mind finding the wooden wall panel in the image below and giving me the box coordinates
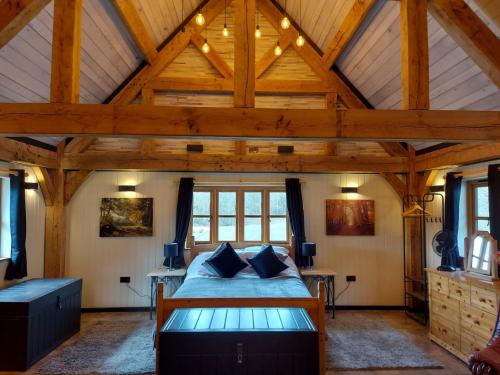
[159,44,221,78]
[260,47,320,81]
[66,171,403,307]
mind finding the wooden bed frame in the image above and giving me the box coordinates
[155,241,326,375]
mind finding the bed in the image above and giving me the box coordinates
[155,241,326,375]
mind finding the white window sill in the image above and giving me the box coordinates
[0,257,10,262]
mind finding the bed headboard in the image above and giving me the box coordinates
[187,237,295,264]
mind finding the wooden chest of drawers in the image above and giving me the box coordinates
[426,270,500,362]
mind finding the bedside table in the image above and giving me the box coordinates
[147,267,186,320]
[300,268,336,318]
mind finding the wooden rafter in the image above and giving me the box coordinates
[416,143,500,171]
[50,0,82,104]
[400,0,429,110]
[234,0,255,107]
[112,0,158,64]
[1,104,499,142]
[0,0,50,48]
[429,0,500,88]
[322,0,377,68]
[62,152,409,173]
[0,137,56,168]
[191,32,234,78]
[145,77,335,94]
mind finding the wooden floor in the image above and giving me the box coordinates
[1,310,470,375]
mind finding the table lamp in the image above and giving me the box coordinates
[302,242,316,270]
[163,243,178,270]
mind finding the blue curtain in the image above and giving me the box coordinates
[285,178,308,267]
[441,173,462,269]
[5,170,27,280]
[488,164,500,250]
[170,177,194,268]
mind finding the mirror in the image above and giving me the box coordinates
[465,232,498,279]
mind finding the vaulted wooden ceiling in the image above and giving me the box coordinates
[0,0,499,157]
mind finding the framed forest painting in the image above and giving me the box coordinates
[326,199,375,236]
[99,198,153,237]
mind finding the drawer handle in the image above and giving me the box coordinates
[441,305,447,309]
[456,290,462,295]
[473,320,480,325]
[467,314,472,318]
[236,343,244,364]
[442,328,447,333]
[436,282,442,287]
[479,298,486,303]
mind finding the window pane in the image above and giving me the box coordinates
[193,192,211,215]
[475,187,489,217]
[218,192,236,215]
[244,192,262,215]
[270,192,287,215]
[193,217,210,242]
[476,219,490,232]
[270,217,287,241]
[244,217,262,241]
[472,257,479,268]
[218,217,236,241]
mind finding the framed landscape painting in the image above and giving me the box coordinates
[326,199,375,236]
[99,198,153,237]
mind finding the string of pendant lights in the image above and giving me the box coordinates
[191,0,305,56]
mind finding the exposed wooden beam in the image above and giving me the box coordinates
[111,0,227,105]
[145,77,334,94]
[235,140,246,155]
[255,34,292,78]
[234,0,256,107]
[0,0,50,48]
[416,143,500,171]
[64,138,94,153]
[64,169,92,204]
[0,137,56,167]
[378,143,408,158]
[32,166,55,206]
[191,32,234,79]
[112,0,158,64]
[381,172,406,201]
[44,142,65,278]
[141,88,154,104]
[50,0,82,104]
[429,0,500,88]
[62,152,409,173]
[400,0,429,110]
[1,104,499,141]
[322,0,377,68]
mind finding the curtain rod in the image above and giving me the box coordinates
[0,169,27,177]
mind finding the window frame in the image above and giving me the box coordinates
[468,180,490,236]
[190,187,289,244]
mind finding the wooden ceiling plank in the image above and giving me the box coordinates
[0,137,57,168]
[400,0,430,110]
[234,0,256,107]
[112,0,158,64]
[190,32,234,79]
[322,0,377,68]
[1,104,499,142]
[415,143,500,170]
[50,0,83,104]
[0,0,51,48]
[429,0,500,88]
[62,152,409,173]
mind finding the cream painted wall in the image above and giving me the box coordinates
[66,172,404,308]
[0,164,45,289]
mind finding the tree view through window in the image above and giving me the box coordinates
[192,189,288,243]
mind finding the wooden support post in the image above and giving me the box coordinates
[44,143,66,278]
[325,92,337,156]
[234,0,255,107]
[50,0,82,104]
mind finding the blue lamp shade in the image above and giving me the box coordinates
[164,243,178,258]
[302,243,316,257]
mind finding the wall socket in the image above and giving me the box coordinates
[120,276,130,283]
[346,275,356,282]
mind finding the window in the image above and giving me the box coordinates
[469,181,490,234]
[0,178,10,259]
[466,232,495,276]
[191,188,289,244]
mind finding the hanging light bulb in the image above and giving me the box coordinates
[281,16,290,29]
[195,11,205,26]
[255,25,262,38]
[296,33,305,47]
[202,39,210,53]
[222,24,229,37]
[274,42,282,56]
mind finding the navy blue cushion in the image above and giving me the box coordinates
[203,242,247,278]
[248,245,289,278]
